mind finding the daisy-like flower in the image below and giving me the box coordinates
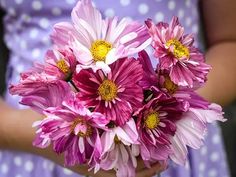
[146,17,211,88]
[10,47,77,96]
[100,118,139,177]
[52,0,151,73]
[19,81,72,113]
[33,95,109,169]
[44,48,77,81]
[135,93,188,163]
[73,58,143,126]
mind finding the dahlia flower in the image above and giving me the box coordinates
[73,58,143,126]
[146,17,211,88]
[52,0,151,73]
[100,118,139,177]
[33,95,109,168]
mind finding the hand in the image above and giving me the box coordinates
[136,158,167,177]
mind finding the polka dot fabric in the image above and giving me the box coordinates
[0,0,230,177]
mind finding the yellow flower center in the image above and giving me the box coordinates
[98,80,118,101]
[114,135,121,144]
[163,76,178,94]
[166,39,190,59]
[72,118,93,137]
[90,40,112,62]
[56,59,70,74]
[145,112,160,129]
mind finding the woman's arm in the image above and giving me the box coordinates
[0,98,164,177]
[198,0,236,106]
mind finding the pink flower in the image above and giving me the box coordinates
[20,81,72,113]
[146,17,211,88]
[44,48,77,81]
[73,58,143,126]
[10,48,77,96]
[100,118,139,177]
[135,93,188,163]
[33,95,109,169]
[52,0,151,73]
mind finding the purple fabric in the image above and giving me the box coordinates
[0,0,230,177]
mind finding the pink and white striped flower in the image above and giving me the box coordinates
[73,58,144,126]
[52,0,151,73]
[33,95,109,169]
[146,17,211,88]
[135,93,188,164]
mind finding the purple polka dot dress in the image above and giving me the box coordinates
[0,0,230,177]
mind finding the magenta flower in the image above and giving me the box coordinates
[33,95,109,168]
[100,118,139,177]
[73,58,143,126]
[52,0,151,73]
[146,17,211,88]
[135,93,188,163]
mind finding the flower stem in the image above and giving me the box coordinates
[69,80,79,92]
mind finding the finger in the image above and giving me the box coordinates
[136,162,165,177]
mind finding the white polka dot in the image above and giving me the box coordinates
[104,8,115,17]
[8,7,16,16]
[21,13,31,23]
[185,17,192,27]
[32,1,42,11]
[15,0,23,4]
[168,0,176,10]
[185,0,191,7]
[138,3,149,15]
[14,156,22,166]
[52,7,62,16]
[63,168,73,175]
[48,163,55,171]
[15,174,22,177]
[24,161,34,172]
[29,29,39,39]
[39,18,50,29]
[192,24,199,33]
[210,152,220,162]
[199,162,205,172]
[208,169,217,177]
[32,48,41,58]
[155,12,164,22]
[120,0,130,6]
[200,146,207,156]
[184,161,190,170]
[42,160,55,171]
[124,16,133,22]
[1,164,9,174]
[16,64,24,72]
[178,9,185,19]
[42,37,51,46]
[212,134,220,144]
[66,0,76,5]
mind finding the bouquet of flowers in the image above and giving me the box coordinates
[10,0,226,177]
